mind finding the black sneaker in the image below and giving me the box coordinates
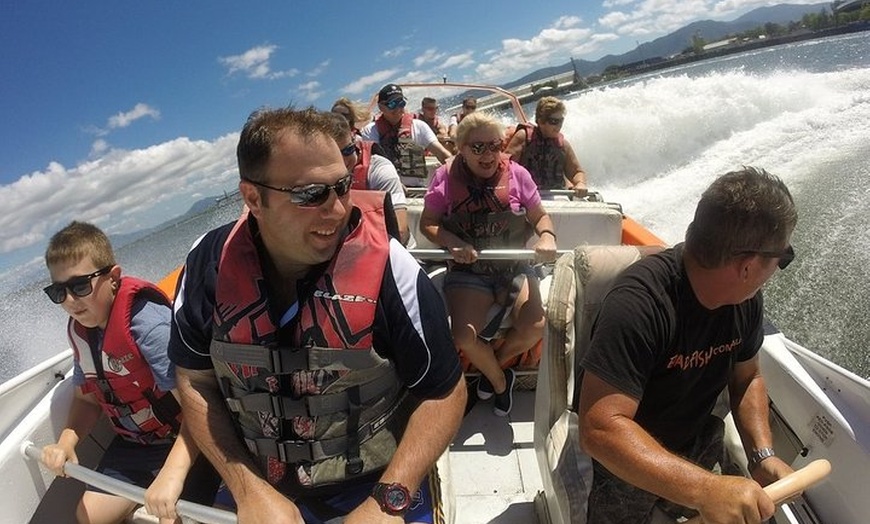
[477,374,494,400]
[493,368,515,417]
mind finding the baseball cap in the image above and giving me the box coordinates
[378,84,404,102]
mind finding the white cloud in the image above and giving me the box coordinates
[0,135,239,255]
[413,48,446,67]
[340,69,400,95]
[107,103,160,130]
[219,44,299,80]
[307,60,331,77]
[440,52,475,70]
[383,46,409,59]
[296,81,322,102]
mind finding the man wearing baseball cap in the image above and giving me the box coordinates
[361,84,452,187]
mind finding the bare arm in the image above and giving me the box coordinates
[579,371,774,524]
[419,206,477,264]
[562,141,587,197]
[426,140,452,163]
[394,207,409,246]
[41,387,103,476]
[346,377,467,523]
[729,356,794,486]
[175,367,304,524]
[527,204,557,263]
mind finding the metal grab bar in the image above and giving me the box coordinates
[22,441,237,524]
[409,248,573,261]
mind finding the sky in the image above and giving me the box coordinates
[0,0,824,272]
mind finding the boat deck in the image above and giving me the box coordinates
[450,389,542,523]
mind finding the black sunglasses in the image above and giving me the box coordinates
[381,98,407,110]
[468,141,502,155]
[735,244,795,270]
[546,117,565,126]
[340,143,358,157]
[243,174,353,207]
[44,266,113,304]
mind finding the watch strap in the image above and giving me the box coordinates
[748,447,775,470]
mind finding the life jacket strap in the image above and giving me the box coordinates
[211,341,387,373]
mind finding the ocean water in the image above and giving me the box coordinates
[1,32,868,384]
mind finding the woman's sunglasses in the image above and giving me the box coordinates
[243,174,354,207]
[468,141,503,155]
[381,98,407,111]
[44,266,113,304]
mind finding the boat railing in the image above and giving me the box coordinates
[408,248,573,261]
[21,441,237,524]
[404,187,606,203]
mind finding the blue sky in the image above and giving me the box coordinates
[0,0,821,271]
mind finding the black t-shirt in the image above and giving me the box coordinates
[581,244,763,450]
[168,219,462,400]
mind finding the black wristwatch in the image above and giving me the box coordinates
[371,482,412,516]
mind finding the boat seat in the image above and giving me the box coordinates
[533,245,653,524]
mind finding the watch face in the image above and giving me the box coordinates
[384,485,410,512]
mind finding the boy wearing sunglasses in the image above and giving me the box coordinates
[360,83,453,188]
[41,221,219,523]
[504,96,588,198]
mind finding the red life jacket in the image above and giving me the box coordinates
[441,154,533,274]
[414,112,441,135]
[374,113,428,180]
[514,123,567,189]
[209,191,410,490]
[69,277,181,444]
[351,141,374,190]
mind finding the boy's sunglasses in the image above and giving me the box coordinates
[243,173,353,207]
[381,98,407,110]
[44,266,113,304]
[468,141,502,155]
[735,244,795,270]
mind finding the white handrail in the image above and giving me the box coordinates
[22,441,237,524]
[409,248,573,261]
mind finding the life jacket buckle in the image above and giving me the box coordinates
[345,455,364,476]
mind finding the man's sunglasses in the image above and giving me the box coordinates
[546,117,565,126]
[340,143,358,157]
[381,98,407,111]
[463,105,477,110]
[243,174,353,207]
[735,244,795,270]
[44,266,113,304]
[468,141,502,155]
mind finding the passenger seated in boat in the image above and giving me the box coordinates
[40,221,220,524]
[578,167,797,523]
[419,111,557,417]
[504,96,588,198]
[360,84,452,188]
[168,107,466,523]
[324,111,413,247]
[330,96,370,139]
[415,96,455,155]
[447,96,477,142]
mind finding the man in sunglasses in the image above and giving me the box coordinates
[41,221,220,523]
[323,111,413,247]
[168,107,466,524]
[504,96,588,198]
[360,84,452,188]
[578,167,797,524]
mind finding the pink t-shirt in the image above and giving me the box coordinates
[423,159,542,214]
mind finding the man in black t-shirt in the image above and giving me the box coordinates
[579,167,798,524]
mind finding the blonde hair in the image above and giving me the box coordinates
[455,111,504,149]
[331,97,371,129]
[45,221,116,269]
[534,96,566,122]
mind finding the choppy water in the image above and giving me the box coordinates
[1,32,868,383]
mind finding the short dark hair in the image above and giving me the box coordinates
[236,106,335,183]
[685,166,797,268]
[422,97,437,106]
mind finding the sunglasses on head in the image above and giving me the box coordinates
[467,141,502,155]
[546,116,565,126]
[243,173,353,207]
[44,266,113,304]
[735,244,795,270]
[382,98,407,111]
[340,143,358,157]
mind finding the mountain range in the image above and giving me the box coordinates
[501,2,829,88]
